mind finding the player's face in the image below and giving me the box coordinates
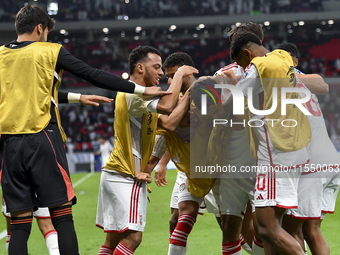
[143,53,164,87]
[165,65,189,92]
[165,65,179,86]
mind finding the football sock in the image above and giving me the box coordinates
[98,245,115,255]
[252,236,264,255]
[50,205,79,255]
[168,214,196,255]
[8,216,32,255]
[44,230,60,255]
[113,242,134,255]
[222,240,242,255]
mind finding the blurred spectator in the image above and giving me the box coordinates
[94,136,113,167]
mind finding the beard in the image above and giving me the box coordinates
[144,67,153,87]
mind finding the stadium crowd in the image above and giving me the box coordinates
[0,0,327,22]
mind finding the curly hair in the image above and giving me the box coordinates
[128,46,161,75]
[163,52,195,69]
[230,32,262,60]
[229,22,263,42]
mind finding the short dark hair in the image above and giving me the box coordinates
[191,78,221,110]
[128,46,162,75]
[276,42,298,58]
[230,32,262,60]
[229,22,264,42]
[163,52,195,69]
[15,4,55,35]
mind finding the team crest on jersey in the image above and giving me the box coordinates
[180,183,185,192]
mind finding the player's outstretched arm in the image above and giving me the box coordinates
[296,73,329,95]
[156,65,198,115]
[58,91,113,106]
[56,47,171,97]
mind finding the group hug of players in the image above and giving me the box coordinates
[94,22,340,255]
[1,5,340,255]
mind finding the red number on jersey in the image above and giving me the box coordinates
[296,81,321,117]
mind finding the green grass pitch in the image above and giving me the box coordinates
[1,170,340,254]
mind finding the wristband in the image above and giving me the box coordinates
[68,93,81,103]
[133,84,146,95]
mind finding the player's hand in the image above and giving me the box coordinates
[222,70,239,85]
[154,166,168,187]
[143,87,172,97]
[183,87,191,98]
[135,172,152,183]
[80,95,113,106]
[176,65,199,77]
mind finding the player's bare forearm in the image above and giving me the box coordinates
[155,151,170,187]
[297,73,329,95]
[157,65,198,115]
[158,89,190,131]
[144,156,160,175]
[159,151,171,167]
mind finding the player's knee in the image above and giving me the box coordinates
[257,224,277,243]
[302,221,321,242]
[223,216,242,233]
[132,234,142,249]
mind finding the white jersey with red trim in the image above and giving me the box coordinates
[295,72,340,171]
[214,63,246,104]
[215,63,256,169]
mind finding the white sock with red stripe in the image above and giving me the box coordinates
[168,214,196,255]
[113,242,134,255]
[44,230,60,255]
[6,233,10,253]
[169,229,173,239]
[239,234,252,254]
[222,239,242,255]
[98,245,115,255]
[252,236,264,255]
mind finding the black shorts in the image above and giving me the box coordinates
[1,123,76,213]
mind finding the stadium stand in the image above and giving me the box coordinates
[0,0,327,22]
